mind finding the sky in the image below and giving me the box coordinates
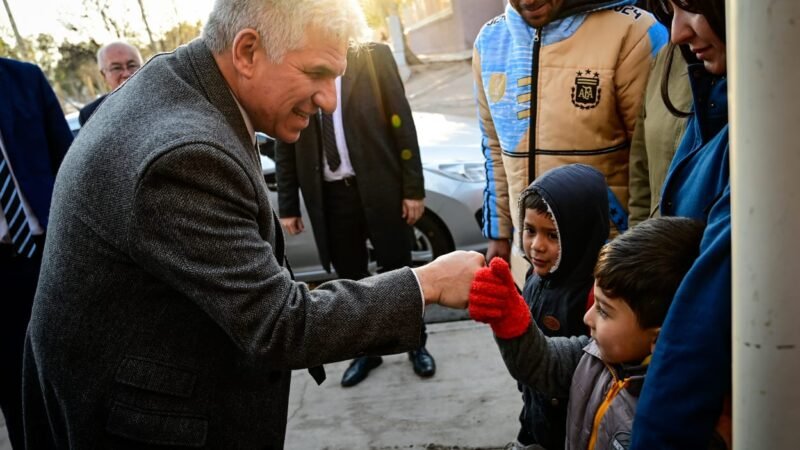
[1,0,216,44]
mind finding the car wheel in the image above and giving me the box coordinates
[411,211,454,266]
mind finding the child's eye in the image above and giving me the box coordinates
[595,303,609,318]
[524,227,535,235]
[548,232,559,241]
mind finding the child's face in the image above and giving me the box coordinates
[583,282,659,365]
[522,208,560,276]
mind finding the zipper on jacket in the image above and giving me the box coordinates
[587,363,630,450]
[527,28,542,184]
[530,278,549,321]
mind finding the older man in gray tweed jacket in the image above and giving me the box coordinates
[21,1,483,448]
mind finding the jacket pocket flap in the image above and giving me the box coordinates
[115,356,196,398]
[106,401,207,447]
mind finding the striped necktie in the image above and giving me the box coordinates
[321,112,341,171]
[0,153,37,258]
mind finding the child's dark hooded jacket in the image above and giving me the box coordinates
[514,163,610,447]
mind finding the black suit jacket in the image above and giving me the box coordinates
[275,43,424,272]
[78,94,106,126]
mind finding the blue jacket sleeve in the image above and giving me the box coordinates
[631,185,731,450]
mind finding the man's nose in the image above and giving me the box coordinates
[314,79,338,114]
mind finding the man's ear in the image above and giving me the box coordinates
[649,327,661,354]
[231,28,262,78]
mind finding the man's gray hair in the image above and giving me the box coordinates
[203,0,368,62]
[96,41,143,69]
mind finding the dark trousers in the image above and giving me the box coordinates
[1,243,42,449]
[323,177,426,343]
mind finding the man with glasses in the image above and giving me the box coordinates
[78,41,142,126]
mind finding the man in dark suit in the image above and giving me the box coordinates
[78,41,142,126]
[0,57,72,449]
[22,1,483,447]
[275,43,436,387]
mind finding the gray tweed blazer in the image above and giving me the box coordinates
[23,39,423,449]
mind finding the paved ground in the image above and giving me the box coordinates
[406,60,476,119]
[285,321,519,450]
[1,60,491,450]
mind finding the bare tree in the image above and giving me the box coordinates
[383,0,422,65]
[76,0,127,39]
[2,0,27,55]
[363,0,423,65]
[135,0,158,54]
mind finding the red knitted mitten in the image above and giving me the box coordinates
[469,257,531,339]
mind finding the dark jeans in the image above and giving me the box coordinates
[323,177,426,341]
[1,243,43,449]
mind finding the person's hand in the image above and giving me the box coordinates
[469,257,531,339]
[402,198,425,225]
[412,250,485,308]
[485,238,511,263]
[280,217,304,235]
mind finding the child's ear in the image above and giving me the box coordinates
[649,327,661,354]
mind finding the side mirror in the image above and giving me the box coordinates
[256,132,276,160]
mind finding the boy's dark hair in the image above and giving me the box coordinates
[594,217,704,329]
[521,189,550,217]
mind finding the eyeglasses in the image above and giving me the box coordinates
[104,62,141,75]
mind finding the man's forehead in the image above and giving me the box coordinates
[296,26,348,69]
[105,45,138,61]
[292,45,347,77]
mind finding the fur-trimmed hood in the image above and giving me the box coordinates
[518,164,609,282]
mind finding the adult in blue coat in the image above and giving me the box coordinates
[0,57,73,449]
[630,1,731,449]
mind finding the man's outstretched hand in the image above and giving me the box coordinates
[413,251,485,309]
[469,257,531,339]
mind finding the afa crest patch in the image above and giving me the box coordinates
[571,69,601,110]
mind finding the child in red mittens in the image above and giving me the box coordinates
[470,217,704,450]
[484,164,611,449]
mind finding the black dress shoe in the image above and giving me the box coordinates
[340,356,383,387]
[408,346,435,377]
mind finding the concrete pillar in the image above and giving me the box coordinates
[729,0,800,447]
[387,14,411,82]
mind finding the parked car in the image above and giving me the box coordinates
[67,110,486,282]
[65,111,80,137]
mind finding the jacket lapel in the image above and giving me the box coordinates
[0,64,15,144]
[340,48,359,112]
[187,40,255,160]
